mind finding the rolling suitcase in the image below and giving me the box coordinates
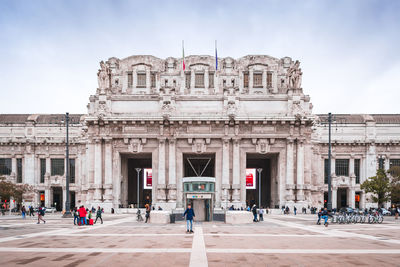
[89,219,94,225]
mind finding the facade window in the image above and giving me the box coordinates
[335,159,349,176]
[185,72,191,89]
[0,158,12,175]
[324,159,329,184]
[267,72,272,88]
[69,159,75,184]
[127,72,133,88]
[209,72,214,88]
[243,72,249,88]
[151,73,156,88]
[137,73,146,88]
[40,159,46,183]
[195,73,204,88]
[16,158,22,183]
[51,159,64,176]
[390,159,400,175]
[354,159,360,184]
[253,73,262,88]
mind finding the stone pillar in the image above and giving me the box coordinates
[249,69,254,92]
[272,71,278,93]
[360,191,366,209]
[349,157,355,176]
[180,70,185,94]
[176,150,184,209]
[157,138,166,203]
[122,72,127,93]
[11,157,17,175]
[262,70,267,91]
[332,187,337,209]
[133,70,137,88]
[45,188,51,208]
[24,153,35,185]
[94,138,102,201]
[232,139,241,206]
[348,188,355,208]
[146,69,151,93]
[62,188,67,211]
[214,72,219,94]
[112,150,121,208]
[384,155,390,171]
[204,69,209,90]
[286,138,295,202]
[190,70,195,91]
[167,138,177,205]
[331,156,336,176]
[296,139,305,202]
[221,138,230,208]
[104,138,113,207]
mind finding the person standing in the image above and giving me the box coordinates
[317,208,322,225]
[183,204,195,233]
[294,206,297,215]
[145,204,151,223]
[258,207,264,221]
[37,207,46,224]
[252,204,258,222]
[321,207,329,227]
[21,206,26,219]
[73,207,79,225]
[395,206,399,220]
[79,205,87,225]
[94,206,103,224]
[29,206,34,217]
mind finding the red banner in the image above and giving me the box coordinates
[246,168,256,189]
[144,168,152,189]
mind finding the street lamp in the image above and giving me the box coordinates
[63,112,72,218]
[257,168,263,208]
[135,168,141,208]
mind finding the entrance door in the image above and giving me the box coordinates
[193,199,206,221]
[337,188,347,209]
[52,187,63,211]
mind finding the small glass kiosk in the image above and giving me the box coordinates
[183,177,215,221]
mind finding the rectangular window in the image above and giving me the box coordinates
[0,158,12,175]
[267,72,272,88]
[16,158,22,183]
[324,159,329,184]
[253,73,262,88]
[127,72,133,88]
[185,72,191,89]
[390,159,400,175]
[151,73,156,88]
[195,73,204,88]
[51,159,64,176]
[137,73,146,88]
[40,159,46,183]
[209,72,214,88]
[69,159,75,184]
[354,159,360,184]
[243,72,249,88]
[335,159,349,176]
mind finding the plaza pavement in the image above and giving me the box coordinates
[0,213,399,266]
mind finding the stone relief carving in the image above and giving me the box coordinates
[97,61,111,90]
[287,60,302,89]
[291,100,304,119]
[255,139,270,154]
[188,138,208,153]
[97,101,109,119]
[128,138,143,153]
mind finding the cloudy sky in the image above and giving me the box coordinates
[0,0,399,115]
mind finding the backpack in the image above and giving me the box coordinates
[40,209,45,216]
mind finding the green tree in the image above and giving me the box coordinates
[360,169,391,207]
[0,176,33,205]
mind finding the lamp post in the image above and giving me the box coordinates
[135,168,142,208]
[257,168,263,208]
[327,112,332,211]
[63,112,72,217]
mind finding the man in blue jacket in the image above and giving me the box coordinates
[183,204,195,233]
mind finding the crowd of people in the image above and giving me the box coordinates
[73,206,104,226]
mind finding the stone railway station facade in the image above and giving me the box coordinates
[1,54,400,219]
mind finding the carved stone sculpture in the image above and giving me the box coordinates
[287,60,302,89]
[97,61,111,90]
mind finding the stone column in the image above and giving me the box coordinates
[296,139,305,202]
[262,70,267,91]
[348,187,355,208]
[104,138,113,207]
[332,187,337,209]
[249,69,254,92]
[157,138,166,203]
[221,138,230,208]
[384,155,390,171]
[204,69,209,90]
[180,70,185,94]
[146,69,151,93]
[360,192,366,209]
[331,156,336,177]
[45,188,51,208]
[232,139,241,206]
[24,153,35,185]
[94,138,103,202]
[349,157,355,176]
[176,150,184,209]
[214,72,219,94]
[112,149,121,208]
[133,70,137,88]
[272,71,278,93]
[122,72,127,93]
[11,157,17,176]
[168,138,177,205]
[286,138,295,202]
[190,70,195,91]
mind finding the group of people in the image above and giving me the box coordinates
[73,206,103,226]
[251,204,267,222]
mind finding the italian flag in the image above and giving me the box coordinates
[182,41,186,70]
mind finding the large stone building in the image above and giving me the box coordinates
[1,54,399,219]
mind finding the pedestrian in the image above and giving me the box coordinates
[73,207,79,225]
[317,208,322,225]
[79,205,87,225]
[29,206,34,217]
[183,204,195,233]
[285,206,290,215]
[37,207,46,224]
[321,207,329,227]
[258,207,264,221]
[252,204,258,222]
[294,206,297,215]
[145,204,151,223]
[94,206,103,224]
[21,206,26,219]
[395,206,399,220]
